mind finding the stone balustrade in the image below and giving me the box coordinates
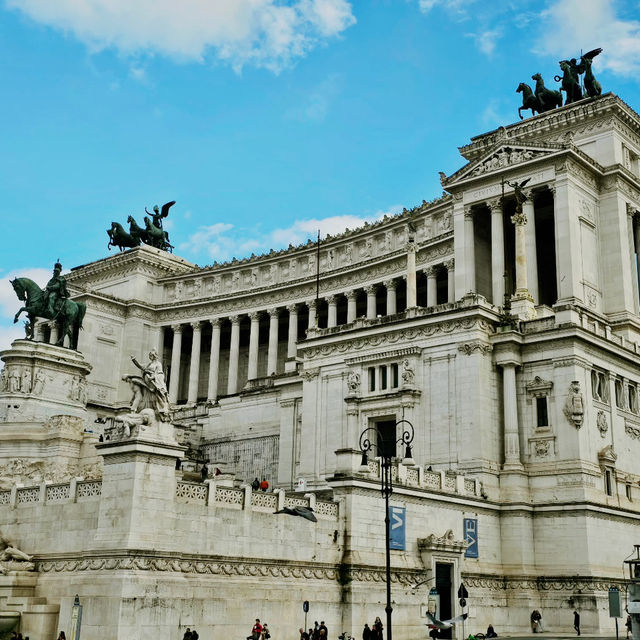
[337,451,479,497]
[0,479,102,507]
[175,480,339,518]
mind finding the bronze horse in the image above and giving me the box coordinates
[11,277,86,349]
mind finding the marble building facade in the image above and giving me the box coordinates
[2,93,640,638]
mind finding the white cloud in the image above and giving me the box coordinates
[417,0,477,18]
[467,28,501,56]
[285,73,341,122]
[6,0,356,73]
[0,268,51,352]
[537,0,640,76]
[179,207,402,262]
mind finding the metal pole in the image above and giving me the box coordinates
[383,456,393,640]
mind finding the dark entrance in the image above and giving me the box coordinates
[435,562,453,638]
[374,420,397,459]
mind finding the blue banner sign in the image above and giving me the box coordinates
[464,518,478,558]
[389,506,406,550]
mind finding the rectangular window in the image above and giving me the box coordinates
[391,363,399,388]
[630,384,638,413]
[380,366,388,390]
[626,484,633,501]
[368,367,375,392]
[536,397,549,427]
[616,380,624,408]
[376,420,397,459]
[605,469,613,496]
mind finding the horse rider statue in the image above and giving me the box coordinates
[45,259,70,318]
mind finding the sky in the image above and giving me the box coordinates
[1,0,640,349]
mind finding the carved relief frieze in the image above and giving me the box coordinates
[457,341,492,356]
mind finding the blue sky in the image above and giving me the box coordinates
[2,0,640,348]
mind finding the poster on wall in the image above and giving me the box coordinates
[464,518,478,558]
[389,505,406,550]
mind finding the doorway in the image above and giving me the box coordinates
[374,419,397,459]
[435,562,453,638]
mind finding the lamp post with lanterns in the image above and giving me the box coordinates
[359,418,415,640]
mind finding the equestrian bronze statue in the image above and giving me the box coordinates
[11,261,86,350]
[107,200,175,252]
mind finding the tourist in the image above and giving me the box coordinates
[313,621,320,640]
[57,633,66,640]
[300,628,310,640]
[191,630,199,640]
[319,620,328,639]
[262,622,271,640]
[249,619,263,640]
[362,623,371,640]
[252,477,260,491]
[183,628,193,640]
[486,623,497,638]
[200,464,208,482]
[260,477,269,492]
[531,610,542,633]
[574,610,580,636]
[373,616,383,640]
[626,615,632,639]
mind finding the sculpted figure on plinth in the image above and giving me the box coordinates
[114,350,173,440]
[107,201,175,252]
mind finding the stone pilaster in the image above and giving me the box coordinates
[187,321,202,404]
[489,198,505,305]
[346,291,357,323]
[207,318,221,402]
[384,280,397,315]
[366,285,377,319]
[227,315,241,394]
[168,324,183,405]
[445,259,455,303]
[327,295,338,328]
[406,242,417,308]
[464,206,476,293]
[248,312,261,380]
[425,266,437,307]
[286,305,298,360]
[267,308,279,375]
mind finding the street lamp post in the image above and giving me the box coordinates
[359,418,415,640]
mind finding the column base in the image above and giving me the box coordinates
[511,293,537,321]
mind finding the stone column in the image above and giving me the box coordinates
[501,362,523,470]
[168,324,183,404]
[48,321,59,345]
[187,321,202,404]
[267,308,279,375]
[247,312,260,380]
[406,241,417,307]
[426,266,437,307]
[511,200,536,319]
[346,291,357,323]
[156,326,165,356]
[327,296,338,328]
[227,315,241,395]
[464,207,476,293]
[207,318,221,402]
[34,320,46,342]
[523,196,539,304]
[489,198,505,305]
[287,305,298,359]
[366,285,377,319]
[445,259,455,303]
[385,280,397,315]
[307,300,317,329]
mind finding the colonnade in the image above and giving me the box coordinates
[163,261,455,405]
[463,188,554,305]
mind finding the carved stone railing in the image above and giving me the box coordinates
[0,479,103,508]
[348,455,479,498]
[175,481,339,519]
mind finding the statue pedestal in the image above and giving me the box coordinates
[0,339,91,423]
[511,293,537,321]
[95,431,186,549]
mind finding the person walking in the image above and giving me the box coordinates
[373,617,384,640]
[57,633,67,640]
[573,610,581,636]
[249,619,263,640]
[262,623,271,640]
[626,614,632,639]
[363,623,372,640]
[312,621,319,640]
[191,630,199,640]
[300,628,310,640]
[319,621,328,640]
[183,629,193,640]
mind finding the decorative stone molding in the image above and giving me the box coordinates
[563,381,584,429]
[525,376,553,398]
[625,420,640,440]
[596,411,609,438]
[598,444,617,466]
[418,529,468,555]
[457,341,492,356]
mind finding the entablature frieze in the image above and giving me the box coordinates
[300,316,494,360]
[345,346,422,365]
